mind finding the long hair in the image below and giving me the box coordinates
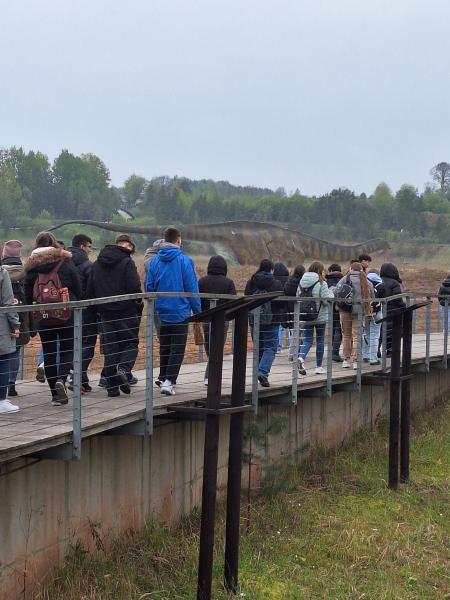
[33,231,58,249]
[351,262,372,315]
[308,261,325,282]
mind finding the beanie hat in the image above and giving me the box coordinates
[2,240,23,260]
[115,234,136,253]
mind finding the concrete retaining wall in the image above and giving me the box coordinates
[1,369,448,599]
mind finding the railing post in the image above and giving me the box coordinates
[291,300,300,404]
[145,299,154,435]
[356,302,362,391]
[326,301,333,397]
[381,301,388,372]
[443,298,449,369]
[425,297,431,372]
[412,295,417,334]
[72,307,83,460]
[251,307,260,413]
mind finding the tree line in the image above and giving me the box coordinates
[1,146,450,244]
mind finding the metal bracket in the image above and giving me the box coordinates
[30,443,74,461]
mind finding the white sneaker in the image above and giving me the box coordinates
[315,366,326,375]
[342,360,351,368]
[160,379,175,396]
[0,399,20,413]
[353,362,358,370]
[298,357,307,376]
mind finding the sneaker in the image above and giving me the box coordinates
[53,381,68,406]
[0,399,20,413]
[107,389,121,398]
[288,355,294,363]
[155,379,162,388]
[369,360,381,366]
[98,376,107,388]
[342,360,351,368]
[160,379,175,396]
[36,363,45,383]
[81,383,92,393]
[128,374,138,386]
[117,368,131,395]
[363,358,369,363]
[315,366,326,375]
[8,384,18,397]
[258,374,270,387]
[332,355,343,363]
[352,362,358,370]
[298,357,306,376]
[204,378,208,386]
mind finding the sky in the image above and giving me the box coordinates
[1,0,450,196]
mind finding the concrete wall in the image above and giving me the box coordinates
[1,368,449,600]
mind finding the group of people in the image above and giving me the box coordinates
[0,226,409,414]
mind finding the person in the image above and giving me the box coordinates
[326,263,344,362]
[87,234,142,397]
[1,240,31,397]
[145,226,201,396]
[0,266,21,413]
[198,255,236,384]
[67,234,98,392]
[244,259,284,387]
[297,262,334,376]
[283,264,305,361]
[438,273,450,331]
[379,263,405,356]
[358,254,372,272]
[335,262,374,369]
[363,269,385,365]
[273,262,290,352]
[24,232,81,405]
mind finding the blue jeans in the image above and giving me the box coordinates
[299,323,326,367]
[363,317,381,363]
[0,353,14,400]
[252,323,278,377]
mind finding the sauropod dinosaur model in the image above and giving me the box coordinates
[48,220,388,265]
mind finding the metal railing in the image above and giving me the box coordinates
[0,290,447,461]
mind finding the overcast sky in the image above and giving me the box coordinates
[1,0,449,195]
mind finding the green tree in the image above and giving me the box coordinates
[430,161,450,192]
[122,174,148,208]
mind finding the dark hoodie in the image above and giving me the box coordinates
[273,262,289,287]
[87,245,141,316]
[24,247,81,305]
[325,270,344,290]
[379,263,405,311]
[198,255,236,311]
[67,246,92,299]
[244,270,284,324]
[284,266,306,327]
[438,274,450,306]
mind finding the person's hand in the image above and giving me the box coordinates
[12,298,19,305]
[11,329,20,339]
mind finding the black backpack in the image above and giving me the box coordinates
[249,288,273,325]
[298,281,321,321]
[335,274,353,312]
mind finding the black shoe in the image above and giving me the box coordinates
[117,368,131,394]
[8,384,18,397]
[53,381,68,406]
[107,389,120,398]
[258,374,270,387]
[363,358,369,363]
[82,383,92,392]
[155,379,162,388]
[98,376,107,388]
[128,375,138,386]
[36,364,45,383]
[332,355,343,363]
[369,360,381,366]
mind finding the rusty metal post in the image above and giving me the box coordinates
[388,314,403,489]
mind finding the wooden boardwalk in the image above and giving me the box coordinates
[0,332,444,464]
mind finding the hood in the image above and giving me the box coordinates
[207,255,227,276]
[380,262,402,283]
[367,272,382,285]
[158,246,182,263]
[24,247,72,273]
[1,262,25,282]
[144,240,177,260]
[273,262,289,279]
[97,245,132,269]
[299,272,320,288]
[326,271,343,281]
[67,246,89,267]
[251,270,274,291]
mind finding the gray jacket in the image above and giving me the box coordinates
[0,268,20,356]
[297,272,334,324]
[336,271,375,314]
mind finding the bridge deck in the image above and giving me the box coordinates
[0,333,443,464]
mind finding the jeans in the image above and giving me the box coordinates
[340,311,360,361]
[332,309,342,357]
[38,340,61,368]
[363,316,381,363]
[299,323,326,367]
[251,323,278,377]
[159,322,189,384]
[101,315,140,391]
[8,348,21,385]
[39,322,74,395]
[81,316,99,384]
[203,322,229,380]
[0,353,14,400]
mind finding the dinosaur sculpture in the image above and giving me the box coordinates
[48,220,388,265]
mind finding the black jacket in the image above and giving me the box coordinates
[379,263,405,312]
[24,247,82,305]
[325,271,344,290]
[198,256,236,311]
[438,274,450,306]
[87,245,142,316]
[67,246,92,299]
[244,271,284,324]
[284,271,304,327]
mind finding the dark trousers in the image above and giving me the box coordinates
[101,315,140,391]
[203,322,229,380]
[0,352,14,400]
[39,322,74,395]
[159,322,189,384]
[81,316,99,384]
[332,310,342,357]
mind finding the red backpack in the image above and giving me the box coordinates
[32,260,71,326]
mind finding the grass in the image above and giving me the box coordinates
[35,402,450,600]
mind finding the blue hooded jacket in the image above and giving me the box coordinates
[145,246,201,323]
